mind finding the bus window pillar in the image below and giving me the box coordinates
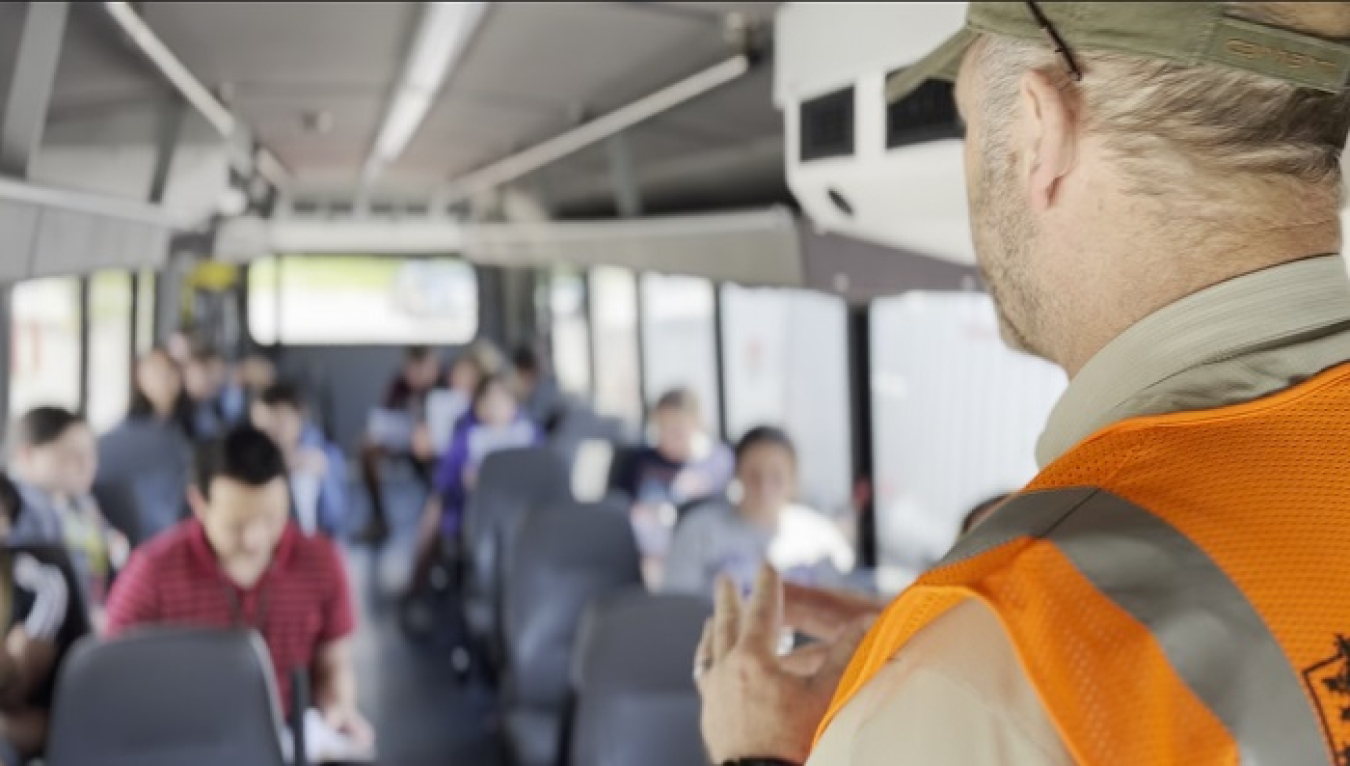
[0,1,70,431]
[606,132,651,431]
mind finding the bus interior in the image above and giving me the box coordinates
[0,2,1089,765]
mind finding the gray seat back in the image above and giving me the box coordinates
[570,591,713,766]
[46,627,288,766]
[463,447,572,645]
[504,500,641,708]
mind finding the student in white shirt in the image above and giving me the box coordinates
[663,426,854,596]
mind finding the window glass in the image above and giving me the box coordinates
[640,274,719,434]
[550,268,592,397]
[248,255,478,345]
[87,272,134,433]
[135,270,157,354]
[589,267,642,425]
[10,278,82,419]
[721,284,853,517]
[870,292,1066,588]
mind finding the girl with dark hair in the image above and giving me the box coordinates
[407,373,541,600]
[95,348,195,539]
[662,425,854,595]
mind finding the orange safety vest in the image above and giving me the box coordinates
[817,362,1350,766]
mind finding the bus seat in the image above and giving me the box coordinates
[501,500,641,766]
[91,480,145,548]
[602,445,647,501]
[569,591,713,766]
[462,447,572,654]
[46,628,289,766]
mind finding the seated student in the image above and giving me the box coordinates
[250,383,348,538]
[97,348,195,539]
[9,407,130,615]
[355,345,444,543]
[0,473,79,766]
[408,373,540,598]
[510,342,566,435]
[615,388,734,565]
[105,426,374,750]
[662,426,855,595]
[183,342,246,443]
[421,345,498,458]
[615,388,734,507]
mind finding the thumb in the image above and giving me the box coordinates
[814,617,873,687]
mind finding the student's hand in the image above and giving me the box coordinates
[696,567,872,765]
[462,466,479,491]
[411,425,434,459]
[323,704,376,751]
[108,530,132,571]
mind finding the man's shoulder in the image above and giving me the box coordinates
[284,531,345,576]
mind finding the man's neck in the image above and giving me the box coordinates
[1053,218,1341,378]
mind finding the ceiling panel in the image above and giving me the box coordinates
[50,6,172,113]
[140,1,418,177]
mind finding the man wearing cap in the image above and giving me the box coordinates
[697,3,1350,765]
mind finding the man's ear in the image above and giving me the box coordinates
[187,485,209,519]
[1019,68,1077,212]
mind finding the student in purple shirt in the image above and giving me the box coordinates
[408,373,540,599]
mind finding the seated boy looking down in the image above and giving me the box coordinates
[104,425,373,750]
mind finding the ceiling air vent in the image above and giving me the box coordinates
[799,86,855,162]
[886,75,962,149]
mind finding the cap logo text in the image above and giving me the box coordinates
[1224,38,1338,73]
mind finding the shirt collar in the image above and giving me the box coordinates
[1037,255,1350,466]
[186,517,301,584]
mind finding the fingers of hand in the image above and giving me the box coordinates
[713,576,742,658]
[813,616,875,689]
[780,642,831,677]
[694,618,714,689]
[740,565,784,655]
[783,582,884,641]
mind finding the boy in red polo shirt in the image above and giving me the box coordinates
[105,425,374,750]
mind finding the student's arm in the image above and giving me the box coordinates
[311,541,372,747]
[0,555,68,708]
[317,442,349,536]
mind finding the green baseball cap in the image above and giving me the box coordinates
[886,2,1350,104]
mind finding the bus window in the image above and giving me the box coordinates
[720,284,853,516]
[10,278,83,419]
[640,274,719,435]
[869,291,1066,587]
[87,272,134,433]
[135,270,157,354]
[248,255,478,345]
[589,267,642,425]
[550,268,592,397]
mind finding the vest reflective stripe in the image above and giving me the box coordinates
[941,488,1325,765]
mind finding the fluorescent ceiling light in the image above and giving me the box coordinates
[364,1,488,184]
[103,1,236,136]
